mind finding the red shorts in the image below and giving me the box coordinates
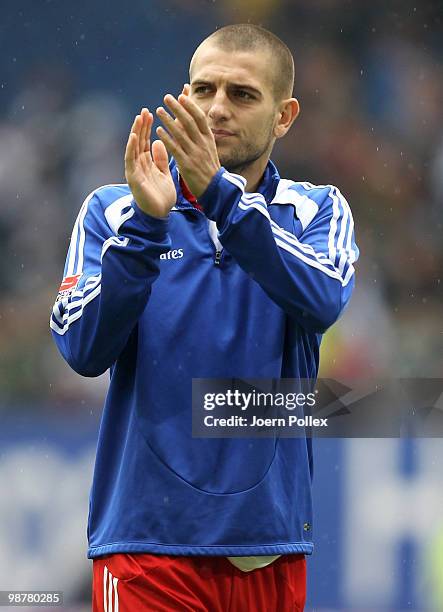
[92,553,306,611]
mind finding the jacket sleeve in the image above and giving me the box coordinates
[50,187,171,376]
[199,168,359,333]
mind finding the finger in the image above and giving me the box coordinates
[130,113,140,135]
[139,108,148,153]
[156,125,183,163]
[124,132,138,170]
[144,112,153,153]
[139,108,152,154]
[151,139,171,175]
[182,83,190,96]
[178,94,210,135]
[130,114,141,158]
[125,114,141,165]
[156,106,192,153]
[163,94,200,140]
[138,114,154,175]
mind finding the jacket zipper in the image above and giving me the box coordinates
[173,204,223,267]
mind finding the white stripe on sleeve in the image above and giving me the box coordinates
[270,179,319,231]
[104,194,135,234]
[232,177,356,286]
[221,171,247,191]
[52,187,136,336]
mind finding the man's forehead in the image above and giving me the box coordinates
[190,43,273,90]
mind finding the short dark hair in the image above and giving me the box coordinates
[200,24,295,101]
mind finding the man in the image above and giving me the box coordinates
[51,24,358,611]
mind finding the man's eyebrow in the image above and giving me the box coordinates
[190,80,212,87]
[230,83,262,96]
[191,80,262,97]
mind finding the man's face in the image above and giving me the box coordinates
[189,43,281,174]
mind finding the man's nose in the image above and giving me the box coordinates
[208,91,231,122]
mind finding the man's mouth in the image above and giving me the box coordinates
[211,129,235,139]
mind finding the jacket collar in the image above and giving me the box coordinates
[169,157,281,209]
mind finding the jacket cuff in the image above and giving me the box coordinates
[131,200,170,237]
[198,168,227,221]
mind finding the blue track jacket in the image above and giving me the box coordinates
[50,158,358,558]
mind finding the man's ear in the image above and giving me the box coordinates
[274,98,300,139]
[182,83,191,96]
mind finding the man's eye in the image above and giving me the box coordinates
[235,90,254,100]
[194,86,210,94]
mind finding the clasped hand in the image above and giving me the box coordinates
[156,88,221,199]
[124,86,220,219]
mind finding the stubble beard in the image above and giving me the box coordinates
[219,145,267,175]
[217,123,275,175]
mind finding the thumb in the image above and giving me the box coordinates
[151,140,170,174]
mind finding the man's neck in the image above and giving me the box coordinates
[227,157,270,193]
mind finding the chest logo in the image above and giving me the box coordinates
[160,248,184,260]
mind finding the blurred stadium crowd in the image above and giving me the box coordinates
[0,0,442,406]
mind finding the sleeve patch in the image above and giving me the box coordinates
[57,273,81,297]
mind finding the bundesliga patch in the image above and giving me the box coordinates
[57,273,81,299]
